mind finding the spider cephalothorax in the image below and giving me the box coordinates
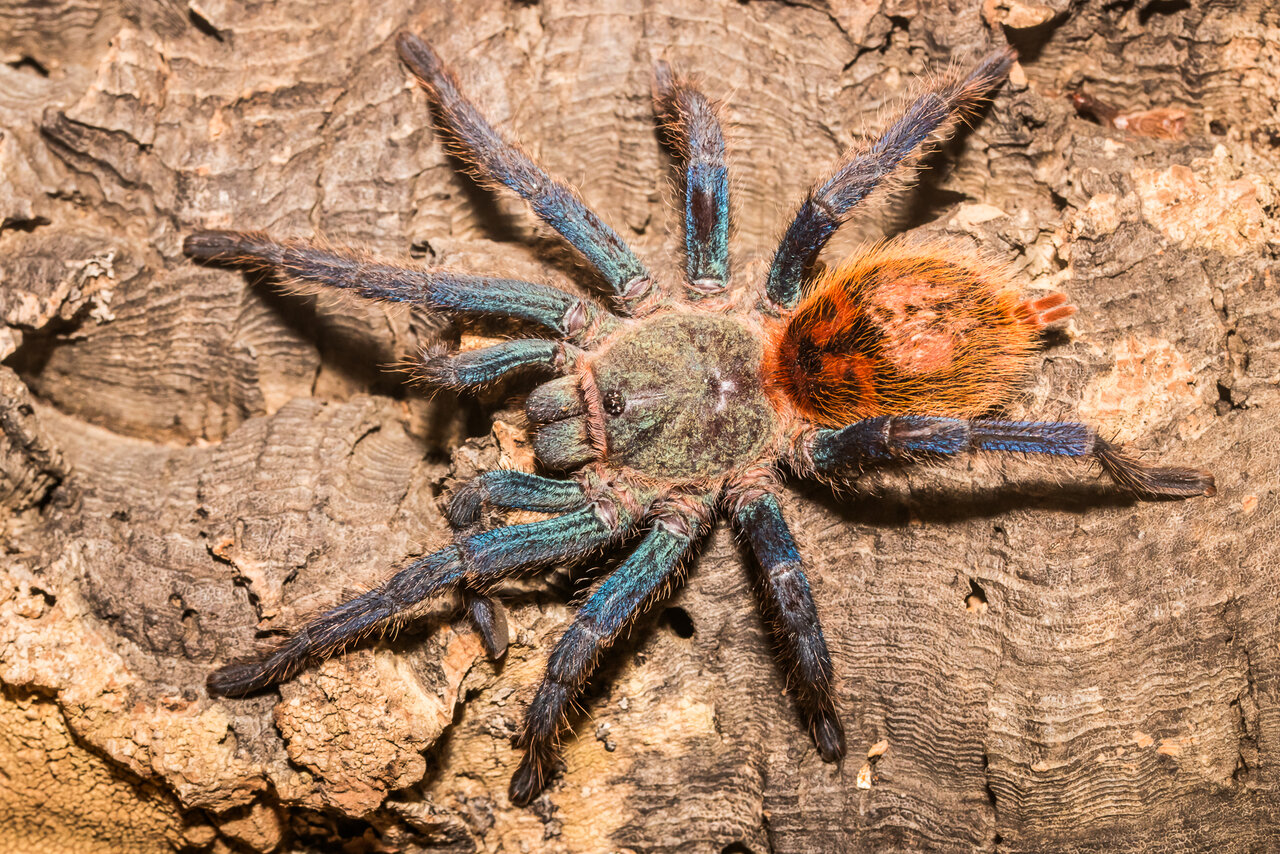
[186,33,1214,806]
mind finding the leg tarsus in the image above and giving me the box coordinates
[509,745,553,806]
[184,229,281,265]
[466,591,510,660]
[510,678,570,805]
[812,706,847,762]
[1094,437,1216,498]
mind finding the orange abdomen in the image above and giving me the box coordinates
[765,242,1066,426]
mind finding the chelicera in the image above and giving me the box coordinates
[186,32,1214,805]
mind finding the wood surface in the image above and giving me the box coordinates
[2,0,1278,851]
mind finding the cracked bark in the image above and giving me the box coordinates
[2,0,1279,852]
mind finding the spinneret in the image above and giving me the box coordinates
[188,32,1214,807]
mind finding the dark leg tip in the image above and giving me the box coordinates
[444,478,486,527]
[509,751,546,806]
[1095,439,1216,499]
[415,347,461,390]
[207,661,273,697]
[1160,468,1216,498]
[1140,466,1216,499]
[183,230,242,262]
[396,31,443,81]
[468,593,510,661]
[981,45,1018,79]
[812,710,846,762]
[183,229,276,265]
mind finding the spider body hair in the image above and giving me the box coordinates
[766,241,1070,426]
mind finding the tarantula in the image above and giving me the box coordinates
[186,32,1215,805]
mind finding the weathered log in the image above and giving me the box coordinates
[2,0,1277,851]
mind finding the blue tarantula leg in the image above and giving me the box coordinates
[183,231,611,343]
[766,47,1016,309]
[446,469,588,528]
[654,62,730,296]
[509,501,710,806]
[448,470,592,660]
[396,33,655,313]
[207,547,467,696]
[801,416,1215,498]
[418,339,575,390]
[733,490,846,762]
[207,497,638,697]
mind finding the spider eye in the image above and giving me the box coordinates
[603,388,626,416]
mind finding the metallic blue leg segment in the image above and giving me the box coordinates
[509,507,705,805]
[446,470,587,527]
[806,415,1098,471]
[419,339,566,390]
[765,48,1016,309]
[804,416,1214,498]
[452,483,597,661]
[969,419,1096,455]
[461,503,625,573]
[735,493,844,761]
[183,230,607,341]
[208,498,634,697]
[655,63,730,295]
[397,33,653,311]
[207,547,467,696]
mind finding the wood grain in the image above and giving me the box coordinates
[2,0,1277,851]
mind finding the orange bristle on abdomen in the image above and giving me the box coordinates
[764,242,1046,427]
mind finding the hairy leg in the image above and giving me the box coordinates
[445,469,589,528]
[183,230,613,344]
[733,491,845,761]
[446,470,594,660]
[465,591,510,661]
[418,339,576,390]
[208,488,641,696]
[797,416,1215,498]
[766,47,1016,309]
[397,33,654,312]
[654,62,730,297]
[509,502,709,805]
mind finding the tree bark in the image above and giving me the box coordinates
[2,0,1278,851]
